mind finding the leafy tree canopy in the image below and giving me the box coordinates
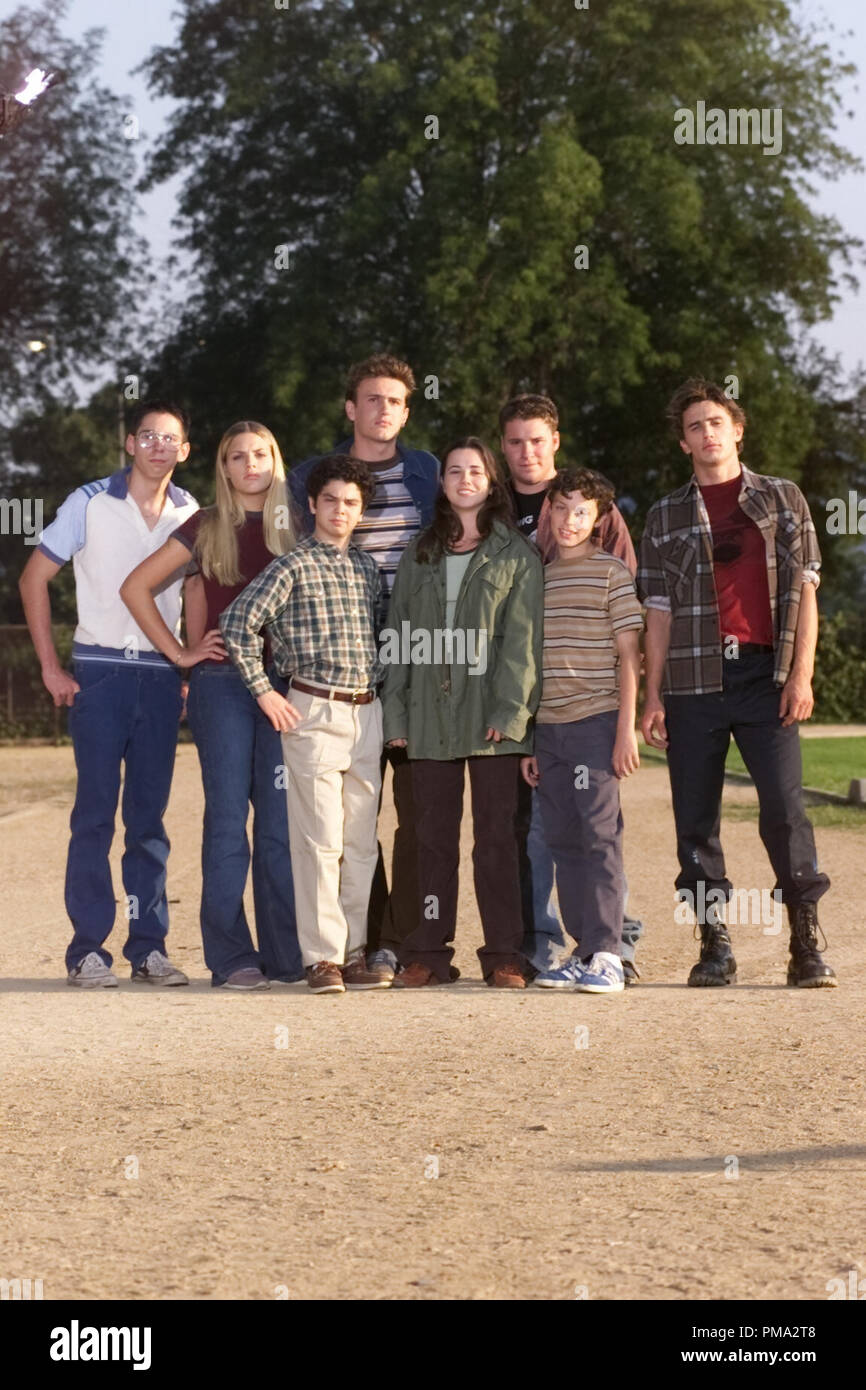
[140,0,862,511]
[0,1,150,421]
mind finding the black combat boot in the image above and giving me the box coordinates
[687,909,737,987]
[787,902,837,987]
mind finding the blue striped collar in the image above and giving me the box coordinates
[105,466,191,507]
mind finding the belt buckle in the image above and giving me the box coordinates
[351,687,365,705]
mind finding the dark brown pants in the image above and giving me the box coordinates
[399,755,526,981]
[366,745,419,952]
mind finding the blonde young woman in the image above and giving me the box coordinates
[121,422,301,990]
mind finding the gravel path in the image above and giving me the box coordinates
[1,744,864,1300]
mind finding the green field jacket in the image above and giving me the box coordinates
[381,521,543,759]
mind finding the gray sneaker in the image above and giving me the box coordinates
[218,968,270,991]
[67,951,118,989]
[367,948,398,982]
[131,950,189,987]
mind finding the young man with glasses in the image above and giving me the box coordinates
[19,401,199,988]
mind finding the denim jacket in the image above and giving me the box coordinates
[288,438,440,535]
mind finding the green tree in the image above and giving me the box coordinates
[797,365,866,616]
[0,0,150,420]
[0,389,121,624]
[141,0,861,499]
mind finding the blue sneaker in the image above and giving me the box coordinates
[575,952,624,994]
[532,957,584,989]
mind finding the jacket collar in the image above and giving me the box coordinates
[333,436,429,478]
[669,462,767,505]
[483,519,518,554]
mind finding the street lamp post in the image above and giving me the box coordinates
[0,68,59,137]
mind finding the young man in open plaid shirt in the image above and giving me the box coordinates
[638,378,835,989]
[219,456,389,995]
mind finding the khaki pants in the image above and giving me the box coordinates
[280,690,383,966]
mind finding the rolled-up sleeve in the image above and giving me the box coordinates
[636,521,671,610]
[219,556,294,698]
[797,488,822,588]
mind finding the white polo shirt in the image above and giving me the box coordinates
[38,468,198,667]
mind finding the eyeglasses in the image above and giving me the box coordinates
[137,430,183,449]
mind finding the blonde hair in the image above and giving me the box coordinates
[196,421,294,584]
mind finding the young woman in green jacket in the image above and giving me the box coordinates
[382,436,543,988]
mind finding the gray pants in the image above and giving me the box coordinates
[535,710,623,960]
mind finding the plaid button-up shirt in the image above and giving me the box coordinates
[219,536,386,698]
[636,466,821,694]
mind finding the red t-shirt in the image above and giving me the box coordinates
[699,475,773,646]
[173,508,277,659]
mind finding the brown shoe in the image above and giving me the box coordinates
[391,962,447,988]
[490,964,526,989]
[342,948,392,990]
[305,961,345,994]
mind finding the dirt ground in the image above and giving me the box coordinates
[1,742,864,1302]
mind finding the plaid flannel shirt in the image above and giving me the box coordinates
[219,536,386,698]
[636,466,821,695]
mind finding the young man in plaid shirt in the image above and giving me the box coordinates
[219,456,389,994]
[638,378,835,989]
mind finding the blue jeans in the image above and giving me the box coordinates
[521,787,566,970]
[65,660,182,971]
[187,663,302,985]
[520,786,644,970]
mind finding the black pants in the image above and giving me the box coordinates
[366,745,419,953]
[400,755,526,981]
[664,652,830,915]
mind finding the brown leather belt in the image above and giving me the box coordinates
[291,678,376,705]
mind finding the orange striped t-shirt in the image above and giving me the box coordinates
[537,544,644,724]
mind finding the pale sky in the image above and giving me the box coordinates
[26,0,866,380]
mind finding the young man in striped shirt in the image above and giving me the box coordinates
[288,356,440,980]
[521,468,643,993]
[499,394,645,982]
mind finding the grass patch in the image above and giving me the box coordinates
[721,801,866,830]
[640,737,866,797]
[725,736,866,796]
